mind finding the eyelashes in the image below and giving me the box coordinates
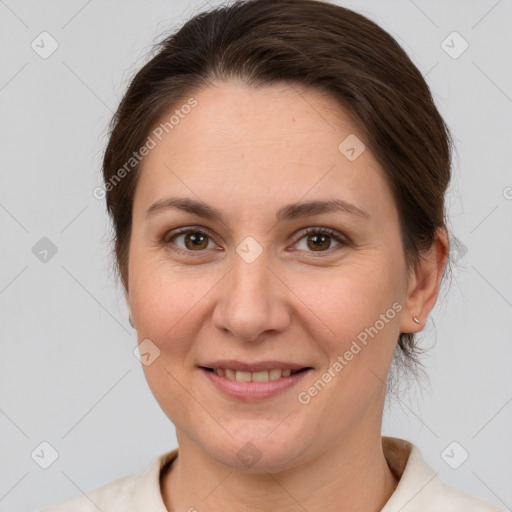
[161,226,350,257]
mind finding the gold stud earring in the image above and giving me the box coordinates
[413,316,420,324]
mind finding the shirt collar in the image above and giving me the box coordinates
[381,436,442,511]
[135,448,178,512]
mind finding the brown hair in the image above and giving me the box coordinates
[102,0,453,391]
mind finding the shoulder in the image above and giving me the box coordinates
[382,437,503,512]
[434,481,504,512]
[38,472,141,512]
[38,449,178,512]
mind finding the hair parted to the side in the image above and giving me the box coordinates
[102,0,454,398]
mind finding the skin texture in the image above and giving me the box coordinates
[126,80,448,511]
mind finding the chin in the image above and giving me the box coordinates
[199,431,308,474]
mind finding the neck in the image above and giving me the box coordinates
[161,430,399,512]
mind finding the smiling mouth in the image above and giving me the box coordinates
[200,367,311,382]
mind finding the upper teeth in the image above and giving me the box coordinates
[214,368,296,381]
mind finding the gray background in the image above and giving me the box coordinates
[0,0,511,510]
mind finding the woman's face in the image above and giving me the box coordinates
[127,80,416,471]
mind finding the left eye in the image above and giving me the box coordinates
[293,227,347,253]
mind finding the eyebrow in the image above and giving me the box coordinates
[145,196,370,223]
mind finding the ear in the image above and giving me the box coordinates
[125,288,136,329]
[400,227,449,334]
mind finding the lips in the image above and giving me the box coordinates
[199,363,313,401]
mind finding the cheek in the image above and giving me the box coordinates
[298,257,405,389]
[131,275,195,346]
[128,248,221,357]
[129,254,208,425]
[309,258,402,334]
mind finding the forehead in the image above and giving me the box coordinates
[163,80,360,152]
[133,80,395,225]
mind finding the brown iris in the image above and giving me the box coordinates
[307,233,331,251]
[184,232,209,250]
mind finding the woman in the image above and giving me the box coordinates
[41,0,502,510]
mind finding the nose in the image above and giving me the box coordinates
[211,250,291,343]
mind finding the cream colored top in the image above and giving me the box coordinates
[40,436,503,511]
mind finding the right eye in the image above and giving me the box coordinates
[163,227,218,255]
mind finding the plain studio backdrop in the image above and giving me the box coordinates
[0,0,511,511]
